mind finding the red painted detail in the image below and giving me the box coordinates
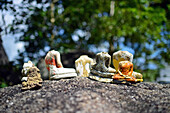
[47,67,50,71]
[45,57,56,66]
[57,65,63,68]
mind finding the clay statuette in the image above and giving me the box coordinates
[45,50,77,79]
[21,61,43,90]
[112,51,143,82]
[112,51,133,72]
[89,52,116,82]
[113,61,137,82]
[75,55,94,77]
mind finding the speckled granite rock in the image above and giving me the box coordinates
[0,77,170,113]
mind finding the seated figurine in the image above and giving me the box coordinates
[113,51,143,82]
[113,61,138,82]
[45,50,77,79]
[75,55,94,77]
[21,61,43,90]
[89,52,116,82]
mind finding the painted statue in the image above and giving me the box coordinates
[45,50,77,79]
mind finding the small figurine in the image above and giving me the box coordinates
[45,50,77,79]
[113,61,137,82]
[75,55,94,77]
[112,50,133,72]
[92,52,116,73]
[89,52,116,82]
[113,51,143,82]
[21,61,43,90]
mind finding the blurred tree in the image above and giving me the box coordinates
[0,0,21,87]
[2,0,170,81]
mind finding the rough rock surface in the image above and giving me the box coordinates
[0,77,170,113]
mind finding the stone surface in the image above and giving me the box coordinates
[112,51,133,72]
[45,50,77,79]
[21,61,43,90]
[0,77,170,113]
[75,55,94,77]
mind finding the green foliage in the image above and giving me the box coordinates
[143,70,160,82]
[0,78,8,88]
[1,0,170,81]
